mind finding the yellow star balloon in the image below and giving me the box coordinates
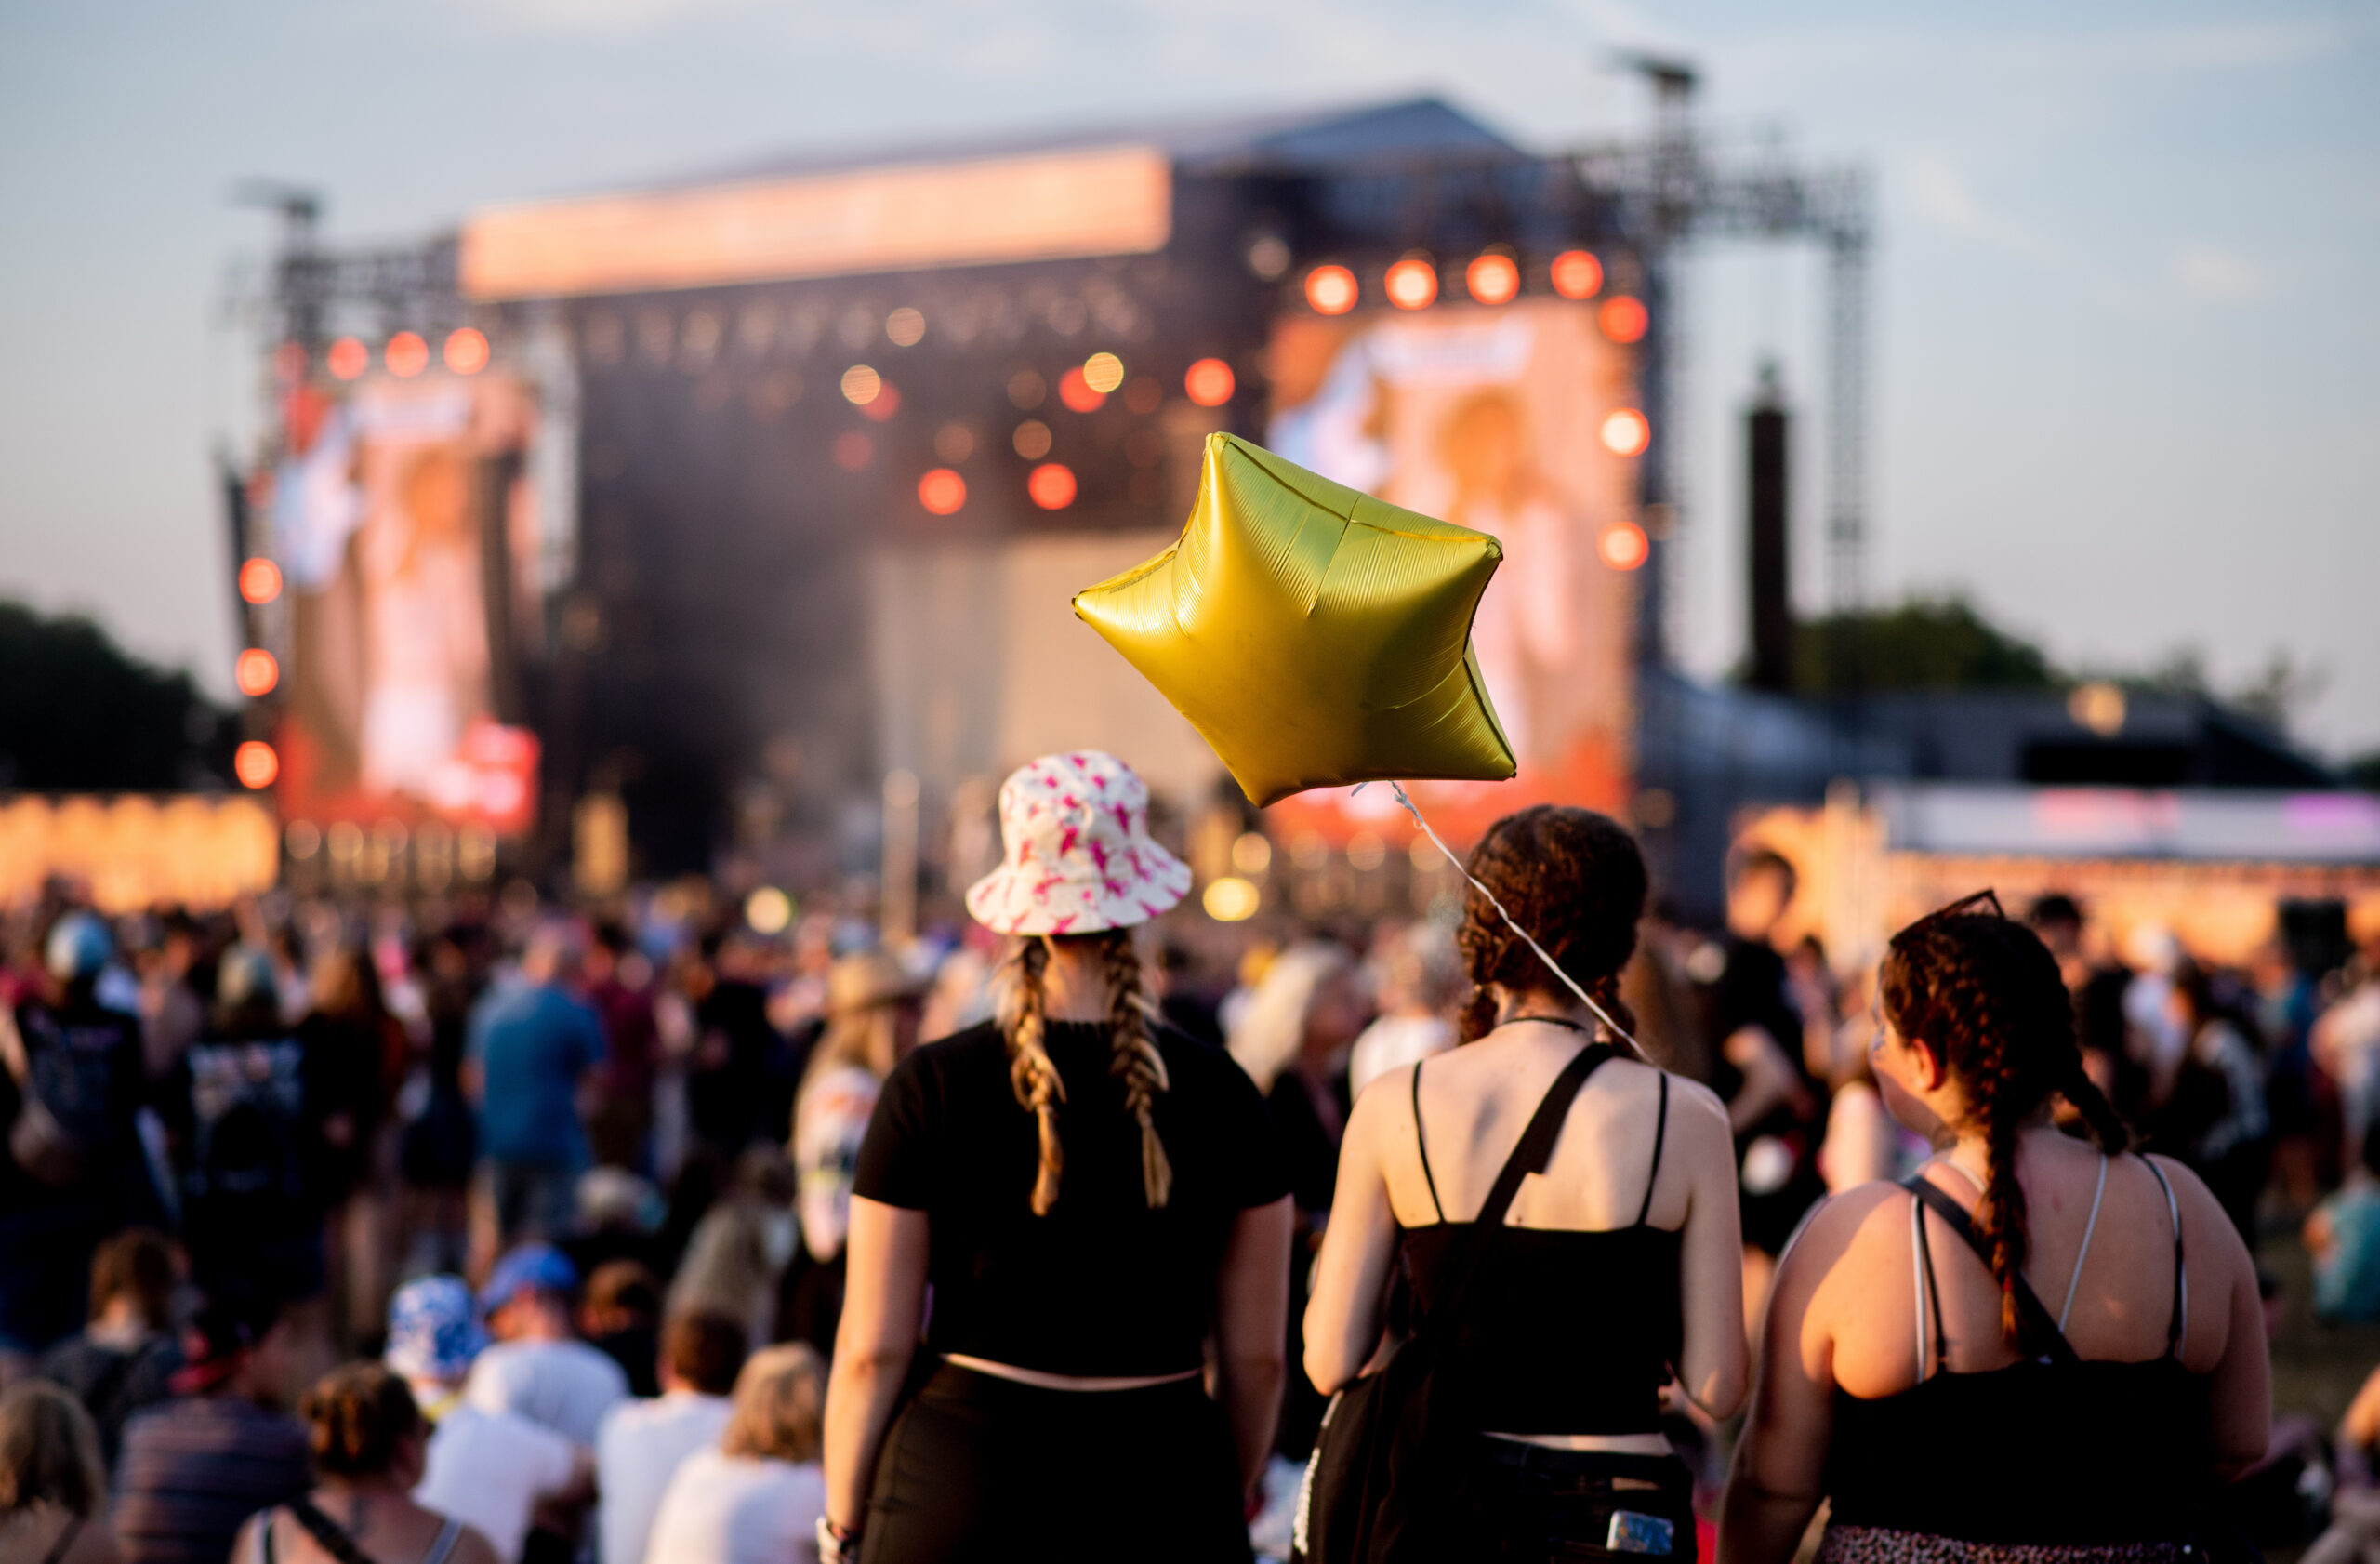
[1073,432,1515,806]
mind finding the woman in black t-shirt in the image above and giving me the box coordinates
[820,751,1293,1564]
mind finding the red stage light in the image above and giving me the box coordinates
[234,741,280,789]
[326,337,369,380]
[1304,265,1357,316]
[443,327,489,375]
[235,648,279,697]
[1598,521,1650,571]
[1184,358,1236,407]
[918,468,967,515]
[860,383,901,421]
[385,332,430,378]
[834,431,873,471]
[1385,258,1437,310]
[1551,250,1604,300]
[1466,254,1520,305]
[1599,296,1648,343]
[1027,463,1078,510]
[238,558,283,605]
[1601,408,1650,457]
[1058,367,1105,413]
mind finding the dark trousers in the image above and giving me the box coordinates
[1442,1441,1699,1564]
[862,1361,1252,1564]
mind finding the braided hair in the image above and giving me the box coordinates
[992,928,1172,1215]
[1880,903,2132,1347]
[1456,805,1647,1046]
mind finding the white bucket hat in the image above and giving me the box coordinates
[964,751,1193,935]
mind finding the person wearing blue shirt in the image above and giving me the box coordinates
[466,925,605,1254]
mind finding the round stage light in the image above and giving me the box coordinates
[234,741,280,790]
[1083,352,1126,394]
[859,383,902,421]
[1027,462,1078,510]
[1184,358,1236,407]
[1598,520,1650,571]
[1601,408,1650,457]
[1202,876,1260,922]
[744,886,795,934]
[1012,419,1052,459]
[234,648,280,697]
[840,364,882,405]
[918,468,967,516]
[1551,250,1605,300]
[1599,296,1648,343]
[1058,366,1105,413]
[1304,265,1358,316]
[1466,254,1520,305]
[934,423,975,462]
[238,558,283,605]
[384,332,430,378]
[886,307,926,346]
[1385,258,1438,311]
[326,337,369,380]
[833,431,873,471]
[443,327,489,375]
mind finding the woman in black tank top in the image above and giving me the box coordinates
[1720,895,2270,1564]
[1306,807,1748,1562]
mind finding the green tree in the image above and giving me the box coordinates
[1794,594,2059,696]
[0,602,233,790]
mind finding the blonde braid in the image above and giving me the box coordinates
[1099,930,1173,1209]
[995,936,1067,1215]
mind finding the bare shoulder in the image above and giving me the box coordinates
[1341,1062,1417,1154]
[2140,1152,2252,1266]
[1782,1182,1905,1275]
[1655,1070,1729,1132]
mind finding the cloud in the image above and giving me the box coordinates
[2171,244,2270,301]
[434,0,762,41]
[1899,150,2063,266]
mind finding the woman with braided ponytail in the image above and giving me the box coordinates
[1723,893,2270,1564]
[821,752,1293,1564]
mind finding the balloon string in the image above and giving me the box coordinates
[1387,781,1645,1058]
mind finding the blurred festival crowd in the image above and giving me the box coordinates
[3,835,2379,1564]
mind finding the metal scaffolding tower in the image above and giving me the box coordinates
[1581,59,1875,659]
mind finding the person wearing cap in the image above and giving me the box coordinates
[464,1245,629,1448]
[782,951,928,1357]
[820,751,1293,1564]
[388,1276,590,1564]
[112,1298,311,1564]
[1,910,152,1366]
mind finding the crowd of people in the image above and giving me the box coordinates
[0,745,2374,1562]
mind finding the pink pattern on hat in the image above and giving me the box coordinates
[963,750,1193,935]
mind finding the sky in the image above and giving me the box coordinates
[2,0,2375,757]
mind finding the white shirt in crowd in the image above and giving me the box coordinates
[596,1390,734,1564]
[645,1449,825,1564]
[1347,1014,1454,1101]
[465,1337,631,1447]
[413,1401,578,1564]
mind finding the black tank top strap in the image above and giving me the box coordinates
[2136,1155,2188,1358]
[1412,1058,1445,1224]
[1635,1071,1671,1226]
[1906,1176,1950,1378]
[1900,1170,2081,1367]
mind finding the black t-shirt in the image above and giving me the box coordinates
[853,1018,1287,1376]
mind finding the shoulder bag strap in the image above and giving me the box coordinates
[37,1515,84,1564]
[284,1498,381,1564]
[1420,1043,1613,1334]
[1899,1173,2080,1367]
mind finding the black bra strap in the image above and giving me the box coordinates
[1635,1072,1670,1227]
[1908,1181,1950,1377]
[1412,1060,1445,1224]
[2137,1156,2188,1358]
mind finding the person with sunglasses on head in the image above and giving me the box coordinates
[819,751,1294,1564]
[1304,805,1748,1561]
[1721,893,2271,1564]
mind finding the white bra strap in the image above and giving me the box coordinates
[2057,1155,2109,1333]
[423,1518,464,1564]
